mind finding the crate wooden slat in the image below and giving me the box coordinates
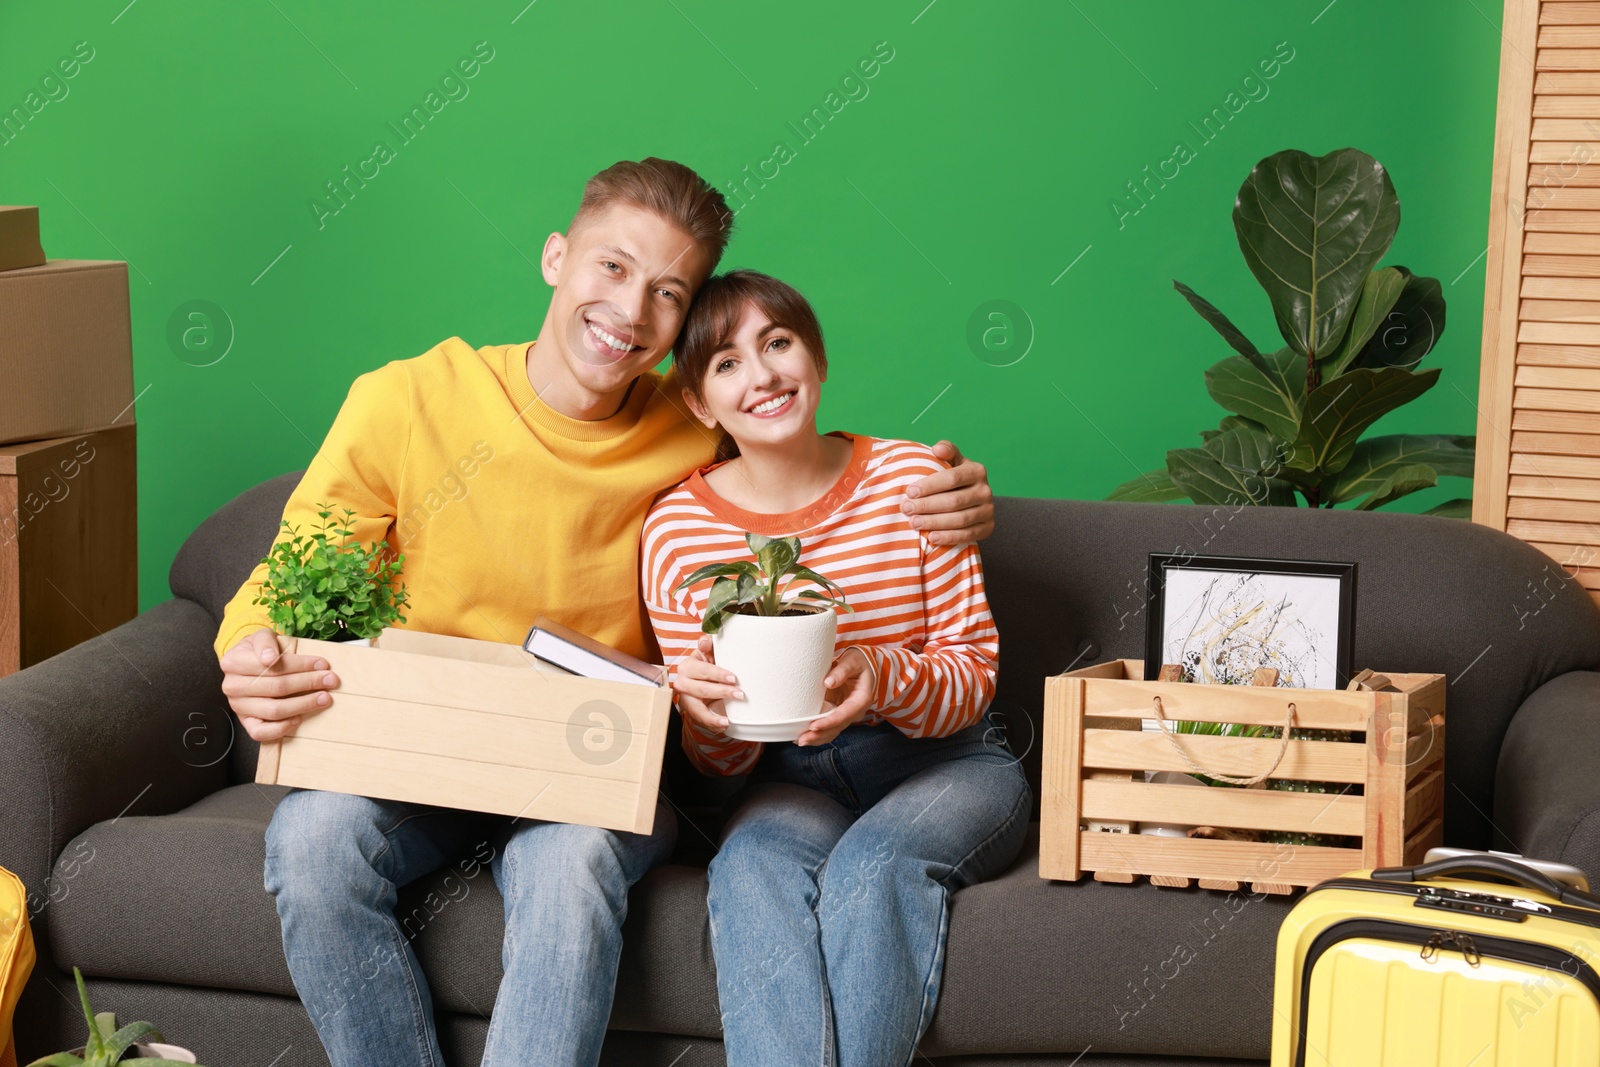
[1039,660,1446,893]
[256,628,673,834]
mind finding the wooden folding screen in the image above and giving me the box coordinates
[1476,0,1600,606]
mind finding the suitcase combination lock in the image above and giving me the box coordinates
[1420,929,1481,967]
[1413,886,1539,921]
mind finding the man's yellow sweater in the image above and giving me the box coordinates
[214,338,716,663]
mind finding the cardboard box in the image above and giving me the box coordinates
[257,628,674,834]
[0,424,137,677]
[0,260,133,446]
[0,207,46,272]
[1039,659,1445,893]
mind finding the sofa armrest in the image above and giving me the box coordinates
[1494,671,1600,883]
[0,598,231,918]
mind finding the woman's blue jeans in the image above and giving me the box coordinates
[706,705,1033,1067]
[262,789,677,1067]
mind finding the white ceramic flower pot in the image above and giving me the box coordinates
[712,604,838,743]
[71,1044,196,1063]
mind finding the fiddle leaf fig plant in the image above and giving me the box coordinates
[675,532,852,635]
[25,967,205,1065]
[252,504,410,641]
[1109,148,1475,515]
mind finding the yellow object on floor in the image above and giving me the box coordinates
[0,866,35,1067]
[1272,856,1600,1066]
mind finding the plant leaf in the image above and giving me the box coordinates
[1166,425,1297,506]
[94,1012,117,1042]
[1286,367,1441,476]
[1323,434,1476,504]
[73,969,102,1058]
[22,1054,85,1066]
[1352,462,1438,511]
[702,576,741,633]
[1320,267,1407,378]
[1233,148,1400,361]
[756,538,797,581]
[674,562,760,592]
[745,533,773,555]
[1424,497,1473,518]
[1203,348,1306,443]
[1107,467,1187,502]
[795,591,855,613]
[105,1022,160,1059]
[1351,266,1447,372]
[1172,280,1264,368]
[785,565,844,598]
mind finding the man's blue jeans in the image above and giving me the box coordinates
[706,705,1033,1067]
[263,789,677,1067]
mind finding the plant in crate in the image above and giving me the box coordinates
[27,967,203,1065]
[252,504,410,643]
[1109,147,1475,515]
[675,532,852,742]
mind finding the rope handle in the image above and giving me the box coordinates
[1148,695,1297,786]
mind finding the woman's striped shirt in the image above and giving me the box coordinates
[640,432,999,776]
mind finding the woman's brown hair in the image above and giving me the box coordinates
[674,271,828,462]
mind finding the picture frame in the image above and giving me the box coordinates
[1143,553,1356,689]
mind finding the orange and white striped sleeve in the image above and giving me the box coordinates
[640,499,764,777]
[857,536,998,739]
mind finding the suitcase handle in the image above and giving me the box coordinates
[1372,854,1600,909]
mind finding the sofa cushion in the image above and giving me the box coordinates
[50,786,1288,1058]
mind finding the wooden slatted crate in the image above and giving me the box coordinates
[256,628,673,834]
[1039,660,1446,894]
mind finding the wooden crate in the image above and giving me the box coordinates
[0,424,137,678]
[256,628,673,834]
[1039,659,1446,893]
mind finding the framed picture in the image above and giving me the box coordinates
[1143,553,1356,689]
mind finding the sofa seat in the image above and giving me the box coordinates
[47,786,1290,1060]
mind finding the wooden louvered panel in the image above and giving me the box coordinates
[1523,276,1600,297]
[1519,320,1600,341]
[1524,233,1600,253]
[1513,408,1600,430]
[1514,364,1600,386]
[1543,4,1600,25]
[1524,209,1600,231]
[1508,496,1600,520]
[1515,387,1600,410]
[1524,254,1600,275]
[1519,296,1600,318]
[1510,431,1600,455]
[1479,0,1600,607]
[1533,72,1600,94]
[1511,451,1600,477]
[1511,474,1600,497]
[1516,342,1600,364]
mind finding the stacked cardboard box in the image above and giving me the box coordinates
[0,206,138,677]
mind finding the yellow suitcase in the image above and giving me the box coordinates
[1271,853,1600,1067]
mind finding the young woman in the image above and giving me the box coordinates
[640,271,1031,1067]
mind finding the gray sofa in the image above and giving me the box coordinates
[6,474,1600,1066]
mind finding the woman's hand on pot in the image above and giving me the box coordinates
[797,647,876,747]
[671,636,743,735]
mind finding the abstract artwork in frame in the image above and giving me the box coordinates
[1143,554,1356,689]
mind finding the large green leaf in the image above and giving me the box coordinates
[1286,367,1440,475]
[1107,467,1187,502]
[674,561,760,593]
[1166,425,1297,506]
[1353,462,1437,511]
[1233,148,1401,362]
[1203,348,1306,442]
[1172,280,1265,369]
[1424,497,1473,518]
[1351,266,1447,372]
[1321,267,1407,378]
[1323,433,1476,504]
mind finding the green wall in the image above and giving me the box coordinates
[1,0,1500,611]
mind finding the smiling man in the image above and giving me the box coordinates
[214,158,996,1067]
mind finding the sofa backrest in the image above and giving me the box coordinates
[173,475,1600,850]
[981,496,1600,851]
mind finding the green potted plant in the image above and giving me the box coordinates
[27,967,203,1065]
[1110,147,1475,515]
[675,533,851,742]
[251,504,410,644]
